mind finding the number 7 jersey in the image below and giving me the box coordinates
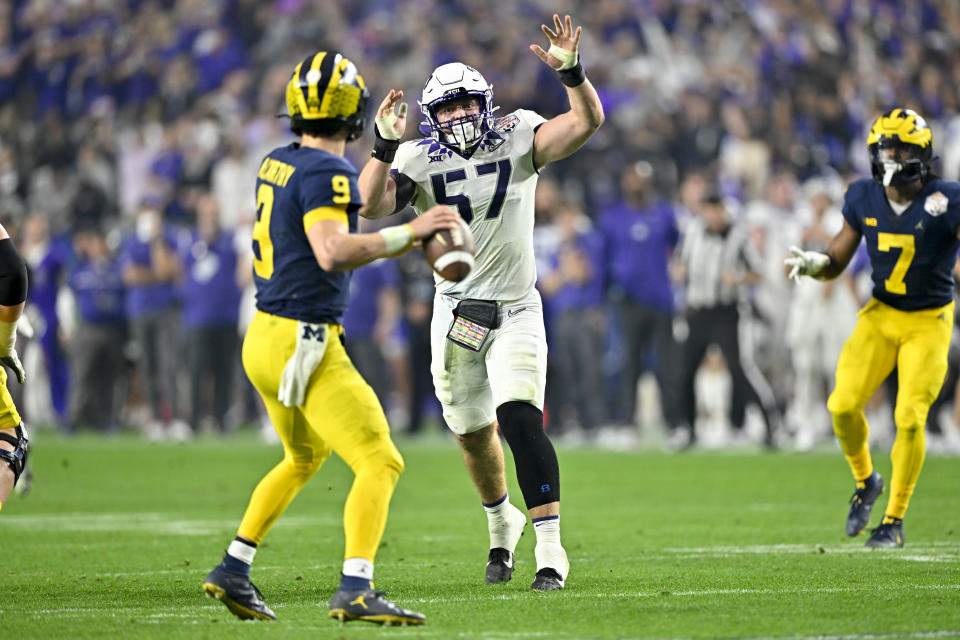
[393,109,547,301]
[842,177,960,311]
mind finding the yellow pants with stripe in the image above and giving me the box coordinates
[237,311,404,562]
[827,298,953,520]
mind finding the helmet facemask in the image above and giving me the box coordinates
[429,93,489,151]
[869,139,929,187]
[419,63,498,151]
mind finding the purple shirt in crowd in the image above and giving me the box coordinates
[343,259,400,340]
[68,256,126,325]
[598,200,678,312]
[547,229,606,315]
[178,230,241,329]
[120,231,180,317]
[27,239,69,324]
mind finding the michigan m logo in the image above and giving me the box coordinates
[302,324,326,342]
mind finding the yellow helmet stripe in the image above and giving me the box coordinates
[303,51,327,116]
[289,60,308,117]
[318,53,345,118]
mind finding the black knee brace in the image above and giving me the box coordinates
[0,239,27,306]
[0,423,28,486]
[496,401,559,509]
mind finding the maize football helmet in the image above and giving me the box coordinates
[419,63,498,150]
[285,51,369,141]
[867,108,933,187]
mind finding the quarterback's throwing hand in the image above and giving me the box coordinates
[784,245,830,283]
[375,89,407,141]
[530,14,581,70]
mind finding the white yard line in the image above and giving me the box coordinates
[1,512,338,535]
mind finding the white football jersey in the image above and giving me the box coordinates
[393,109,546,301]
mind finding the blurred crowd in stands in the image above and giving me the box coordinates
[2,0,960,450]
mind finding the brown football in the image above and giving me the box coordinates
[424,218,475,282]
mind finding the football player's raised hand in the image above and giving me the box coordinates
[375,89,407,141]
[530,13,582,70]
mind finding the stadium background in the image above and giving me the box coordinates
[1,0,960,450]
[5,1,960,638]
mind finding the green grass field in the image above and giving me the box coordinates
[3,430,960,639]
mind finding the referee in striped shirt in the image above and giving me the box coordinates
[675,191,781,447]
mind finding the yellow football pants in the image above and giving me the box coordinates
[828,298,953,520]
[237,311,404,562]
[0,366,22,513]
[0,366,22,430]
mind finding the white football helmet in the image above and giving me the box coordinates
[419,62,498,151]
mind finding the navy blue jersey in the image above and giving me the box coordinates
[842,177,960,311]
[252,143,363,324]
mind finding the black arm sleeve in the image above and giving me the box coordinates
[390,172,417,214]
[0,238,28,306]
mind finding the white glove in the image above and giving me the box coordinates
[375,102,407,141]
[0,319,25,383]
[784,245,830,283]
[278,322,329,407]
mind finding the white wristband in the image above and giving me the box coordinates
[379,224,414,255]
[548,44,578,70]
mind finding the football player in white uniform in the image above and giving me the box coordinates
[359,14,603,591]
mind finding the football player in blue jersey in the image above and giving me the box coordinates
[201,51,460,625]
[786,108,960,548]
[0,222,30,512]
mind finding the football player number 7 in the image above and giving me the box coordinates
[430,160,512,224]
[877,232,915,295]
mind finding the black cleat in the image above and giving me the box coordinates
[846,471,884,537]
[202,565,276,621]
[530,568,564,591]
[865,517,904,548]
[531,542,568,591]
[329,587,425,626]
[486,547,515,584]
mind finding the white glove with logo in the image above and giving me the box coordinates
[784,246,830,283]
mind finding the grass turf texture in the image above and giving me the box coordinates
[3,431,960,639]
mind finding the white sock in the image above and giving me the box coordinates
[483,494,510,520]
[533,515,561,546]
[342,557,374,581]
[227,539,257,565]
[484,494,514,548]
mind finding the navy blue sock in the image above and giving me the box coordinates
[220,553,251,577]
[339,574,372,591]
